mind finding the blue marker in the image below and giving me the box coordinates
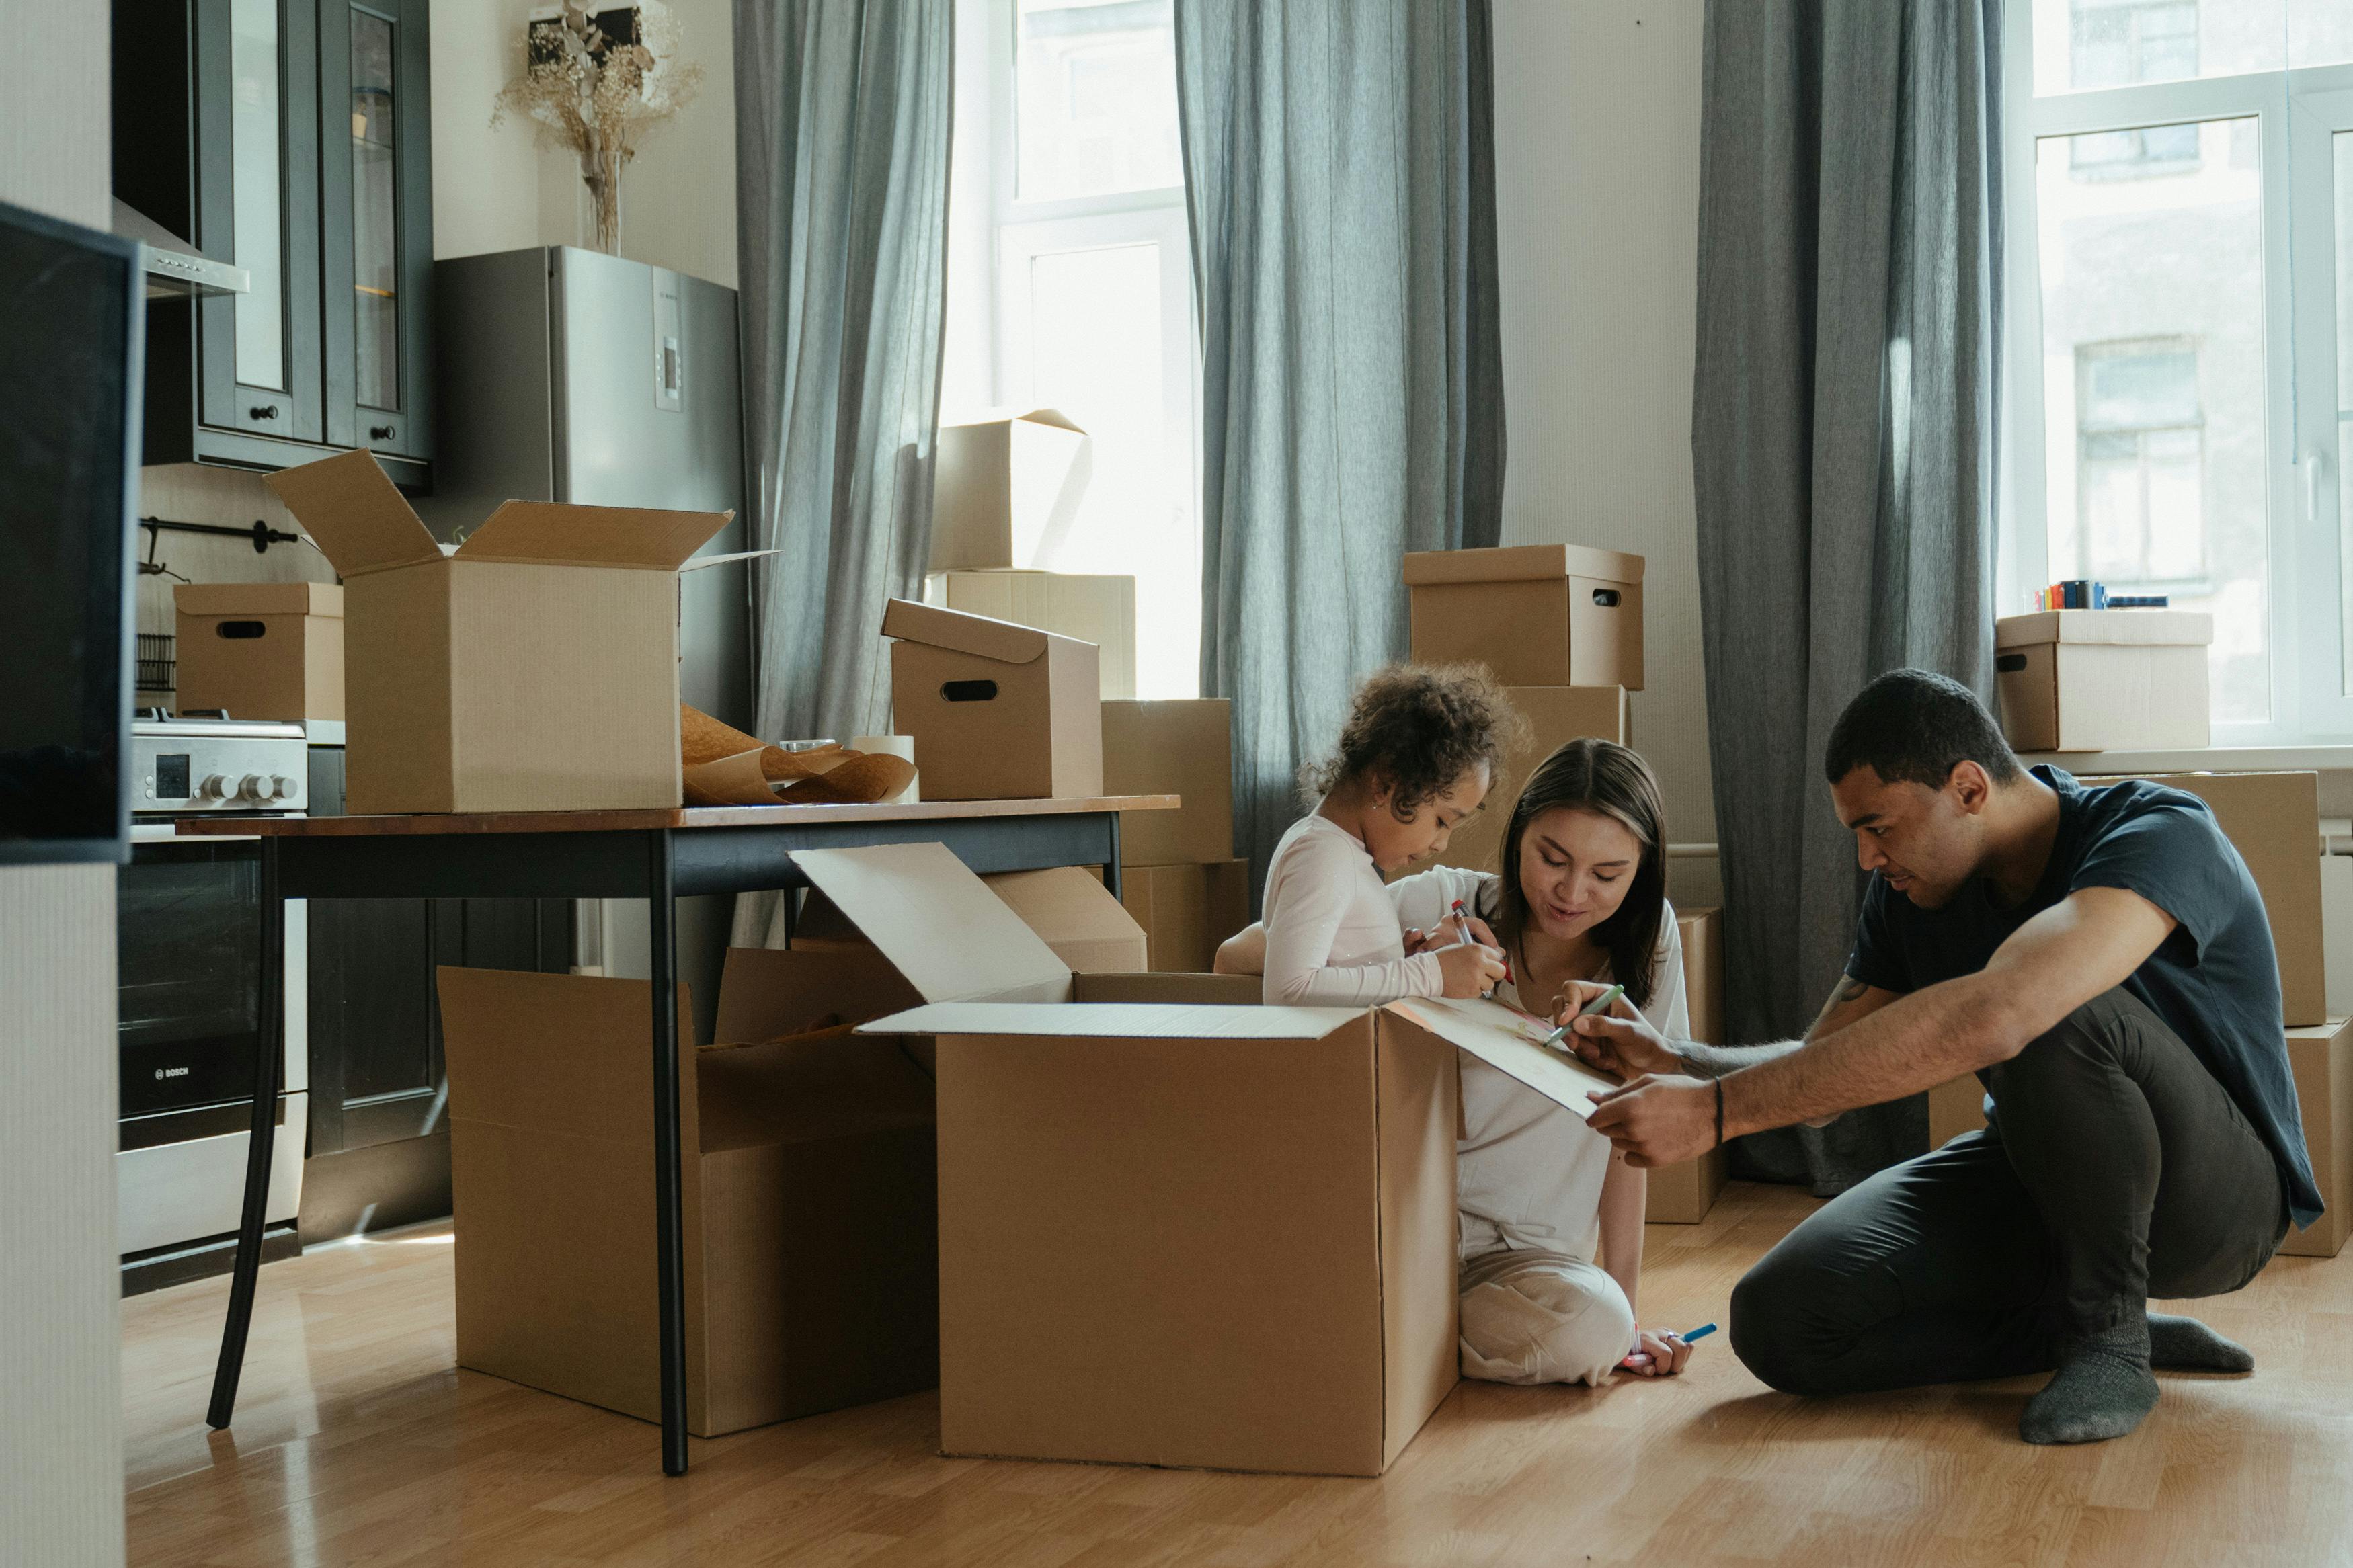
[1620,1322,1716,1370]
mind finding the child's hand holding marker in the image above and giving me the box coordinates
[1431,897,1508,998]
[1621,1321,1714,1376]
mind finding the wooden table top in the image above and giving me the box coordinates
[175,794,1180,837]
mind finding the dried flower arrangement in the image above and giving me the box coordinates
[491,2,705,254]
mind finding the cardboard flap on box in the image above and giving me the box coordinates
[982,868,1148,973]
[863,1001,1358,1040]
[1380,997,1620,1121]
[793,843,1071,1002]
[882,597,1062,666]
[266,448,444,577]
[1402,543,1646,587]
[458,500,730,571]
[713,944,923,1041]
[1995,610,2214,648]
[174,582,344,618]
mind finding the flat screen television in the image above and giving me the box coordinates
[0,199,142,863]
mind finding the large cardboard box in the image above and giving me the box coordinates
[173,583,344,723]
[2281,1018,2353,1259]
[883,598,1103,801]
[980,866,1149,973]
[1118,858,1252,973]
[930,570,1136,700]
[267,450,728,813]
[930,409,1090,571]
[1101,698,1234,866]
[1647,907,1729,1224]
[866,991,1624,1475]
[2081,771,2324,1028]
[1404,544,1644,690]
[436,947,939,1437]
[1996,610,2212,753]
[1431,686,1630,874]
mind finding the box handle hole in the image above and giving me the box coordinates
[1995,653,2027,673]
[216,620,268,641]
[941,679,999,702]
[1591,588,1620,608]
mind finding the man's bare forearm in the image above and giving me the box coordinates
[1667,977,1872,1079]
[1720,975,2014,1137]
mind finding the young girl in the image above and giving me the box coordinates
[1260,665,1515,1006]
[1230,736,1697,1386]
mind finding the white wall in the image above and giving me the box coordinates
[1490,1,1715,899]
[0,1,128,1561]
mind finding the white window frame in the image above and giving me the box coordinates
[1999,3,2353,742]
[948,0,1203,696]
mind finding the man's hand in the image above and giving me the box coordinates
[1556,981,1681,1081]
[1586,1074,1716,1167]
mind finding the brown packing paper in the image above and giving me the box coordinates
[678,705,916,807]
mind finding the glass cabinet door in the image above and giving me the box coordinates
[349,8,398,415]
[321,0,431,462]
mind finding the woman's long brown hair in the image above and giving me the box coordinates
[1488,738,1670,1010]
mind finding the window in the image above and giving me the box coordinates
[941,0,1201,698]
[2002,3,2353,737]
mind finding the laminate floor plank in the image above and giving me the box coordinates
[124,1182,2353,1567]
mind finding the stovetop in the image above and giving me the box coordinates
[132,710,309,815]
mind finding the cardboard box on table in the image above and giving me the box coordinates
[266,450,729,813]
[1995,610,2212,753]
[1403,544,1645,690]
[2280,1018,2353,1259]
[882,598,1103,801]
[863,983,1624,1477]
[929,570,1137,700]
[1646,907,1728,1224]
[1118,858,1252,973]
[1101,698,1234,866]
[1431,686,1630,875]
[929,408,1090,571]
[173,583,344,723]
[435,945,939,1437]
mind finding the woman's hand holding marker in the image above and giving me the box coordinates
[1554,978,1682,1081]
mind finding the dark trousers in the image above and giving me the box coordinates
[1730,988,2288,1396]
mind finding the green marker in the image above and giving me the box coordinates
[1538,983,1624,1050]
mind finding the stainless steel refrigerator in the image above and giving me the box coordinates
[423,245,752,1038]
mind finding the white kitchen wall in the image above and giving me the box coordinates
[1,1,128,1561]
[1490,1,1716,903]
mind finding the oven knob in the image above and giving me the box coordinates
[237,774,274,802]
[198,774,238,800]
[271,775,298,801]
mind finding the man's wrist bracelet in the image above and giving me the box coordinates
[1714,1077,1726,1149]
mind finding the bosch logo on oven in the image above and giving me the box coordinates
[155,1066,190,1081]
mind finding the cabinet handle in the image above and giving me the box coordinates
[250,405,279,421]
[369,424,395,440]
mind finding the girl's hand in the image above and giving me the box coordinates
[1619,1327,1694,1378]
[1436,941,1508,998]
[1413,911,1499,956]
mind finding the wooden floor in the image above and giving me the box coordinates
[124,1182,2353,1568]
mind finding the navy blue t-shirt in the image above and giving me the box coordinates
[1846,766,2320,1227]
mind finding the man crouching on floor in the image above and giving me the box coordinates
[1562,668,2315,1444]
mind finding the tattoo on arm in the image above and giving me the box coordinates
[1806,975,1871,1041]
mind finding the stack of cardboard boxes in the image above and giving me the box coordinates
[1101,698,1250,971]
[924,409,1138,702]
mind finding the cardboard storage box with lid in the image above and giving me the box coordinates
[1995,609,2212,752]
[1404,544,1644,690]
[930,408,1090,571]
[1646,907,1728,1224]
[173,582,344,723]
[863,979,1627,1476]
[882,597,1102,800]
[266,450,730,813]
[1433,686,1630,875]
[1101,697,1234,867]
[928,570,1137,700]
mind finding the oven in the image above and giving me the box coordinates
[118,716,309,1294]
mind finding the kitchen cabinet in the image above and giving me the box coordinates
[113,0,434,489]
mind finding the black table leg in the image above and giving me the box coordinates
[1103,812,1123,900]
[647,829,689,1475]
[208,836,286,1429]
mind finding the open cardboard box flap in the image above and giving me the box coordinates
[865,992,1621,1120]
[268,448,446,577]
[881,597,1072,667]
[1402,542,1646,587]
[793,843,1072,1002]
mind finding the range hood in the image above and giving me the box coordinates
[110,199,248,300]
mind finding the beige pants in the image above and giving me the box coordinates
[1458,1248,1635,1387]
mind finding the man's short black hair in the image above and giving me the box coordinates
[1823,667,2022,790]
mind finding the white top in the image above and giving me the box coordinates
[1389,865,1687,1263]
[1259,814,1445,1005]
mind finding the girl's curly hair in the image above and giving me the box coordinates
[1302,663,1521,819]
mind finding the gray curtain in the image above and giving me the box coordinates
[733,0,953,745]
[1175,0,1505,907]
[1692,0,2003,1192]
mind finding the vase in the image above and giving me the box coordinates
[581,145,623,254]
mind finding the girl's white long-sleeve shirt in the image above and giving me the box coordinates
[1259,814,1445,1006]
